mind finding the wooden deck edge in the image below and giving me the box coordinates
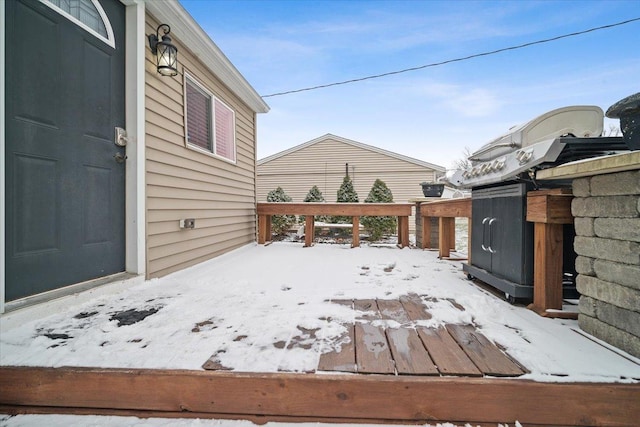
[0,405,580,427]
[1,366,638,426]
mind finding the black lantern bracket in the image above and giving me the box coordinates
[148,24,178,76]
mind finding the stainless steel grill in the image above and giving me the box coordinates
[446,101,634,302]
[445,106,627,189]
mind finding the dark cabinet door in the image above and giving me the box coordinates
[471,198,492,272]
[491,193,527,284]
[471,183,534,286]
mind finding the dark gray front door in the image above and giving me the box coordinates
[5,0,126,301]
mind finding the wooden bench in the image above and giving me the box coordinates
[420,198,472,260]
[257,202,413,248]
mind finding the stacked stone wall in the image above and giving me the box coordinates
[572,170,640,357]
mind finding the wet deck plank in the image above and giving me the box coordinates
[317,324,356,373]
[446,324,525,377]
[318,300,356,373]
[354,300,395,374]
[204,296,526,379]
[377,299,438,375]
[416,326,482,377]
[399,294,432,320]
[376,299,411,324]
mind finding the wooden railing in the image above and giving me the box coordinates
[420,198,472,260]
[256,202,413,248]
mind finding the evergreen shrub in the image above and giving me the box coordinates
[361,179,397,241]
[300,185,329,224]
[266,187,296,235]
[332,175,359,224]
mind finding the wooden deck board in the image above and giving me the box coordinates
[316,297,526,378]
[417,326,482,377]
[318,324,356,373]
[376,299,411,324]
[386,328,438,375]
[399,294,432,320]
[203,296,526,379]
[317,300,356,373]
[202,355,232,371]
[446,324,525,377]
[377,299,438,375]
[354,300,395,375]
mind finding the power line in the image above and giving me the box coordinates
[262,17,640,98]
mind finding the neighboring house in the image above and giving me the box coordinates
[1,0,269,313]
[257,134,446,232]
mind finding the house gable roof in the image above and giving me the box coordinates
[257,134,446,172]
[145,1,269,114]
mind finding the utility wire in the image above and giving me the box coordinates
[262,17,640,98]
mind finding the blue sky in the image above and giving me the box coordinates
[180,0,640,169]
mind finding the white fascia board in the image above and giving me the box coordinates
[123,0,146,275]
[145,0,269,114]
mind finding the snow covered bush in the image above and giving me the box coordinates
[361,179,397,240]
[332,175,359,224]
[266,187,296,236]
[300,185,329,224]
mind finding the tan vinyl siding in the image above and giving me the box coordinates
[257,136,441,233]
[145,15,257,278]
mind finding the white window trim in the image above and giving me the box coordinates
[183,72,237,165]
[39,0,115,48]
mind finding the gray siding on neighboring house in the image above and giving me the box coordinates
[145,15,258,278]
[257,135,445,233]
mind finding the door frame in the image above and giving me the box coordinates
[0,0,147,314]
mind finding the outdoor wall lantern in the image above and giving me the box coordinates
[148,24,178,76]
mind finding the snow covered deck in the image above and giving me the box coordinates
[1,243,639,425]
[203,295,527,377]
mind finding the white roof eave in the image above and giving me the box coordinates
[145,0,269,114]
[258,133,446,172]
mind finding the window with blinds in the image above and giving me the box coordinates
[215,99,235,162]
[184,73,236,163]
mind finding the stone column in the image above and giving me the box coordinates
[410,197,440,249]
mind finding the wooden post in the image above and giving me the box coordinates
[258,215,265,244]
[533,223,564,311]
[397,216,409,248]
[438,218,454,258]
[421,216,432,249]
[258,215,272,244]
[352,216,360,248]
[448,217,456,251]
[304,216,315,247]
[526,189,574,317]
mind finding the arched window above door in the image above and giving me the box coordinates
[40,0,115,48]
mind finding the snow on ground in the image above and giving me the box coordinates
[1,242,639,383]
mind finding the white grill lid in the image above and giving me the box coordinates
[469,105,604,163]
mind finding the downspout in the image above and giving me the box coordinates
[254,112,258,242]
